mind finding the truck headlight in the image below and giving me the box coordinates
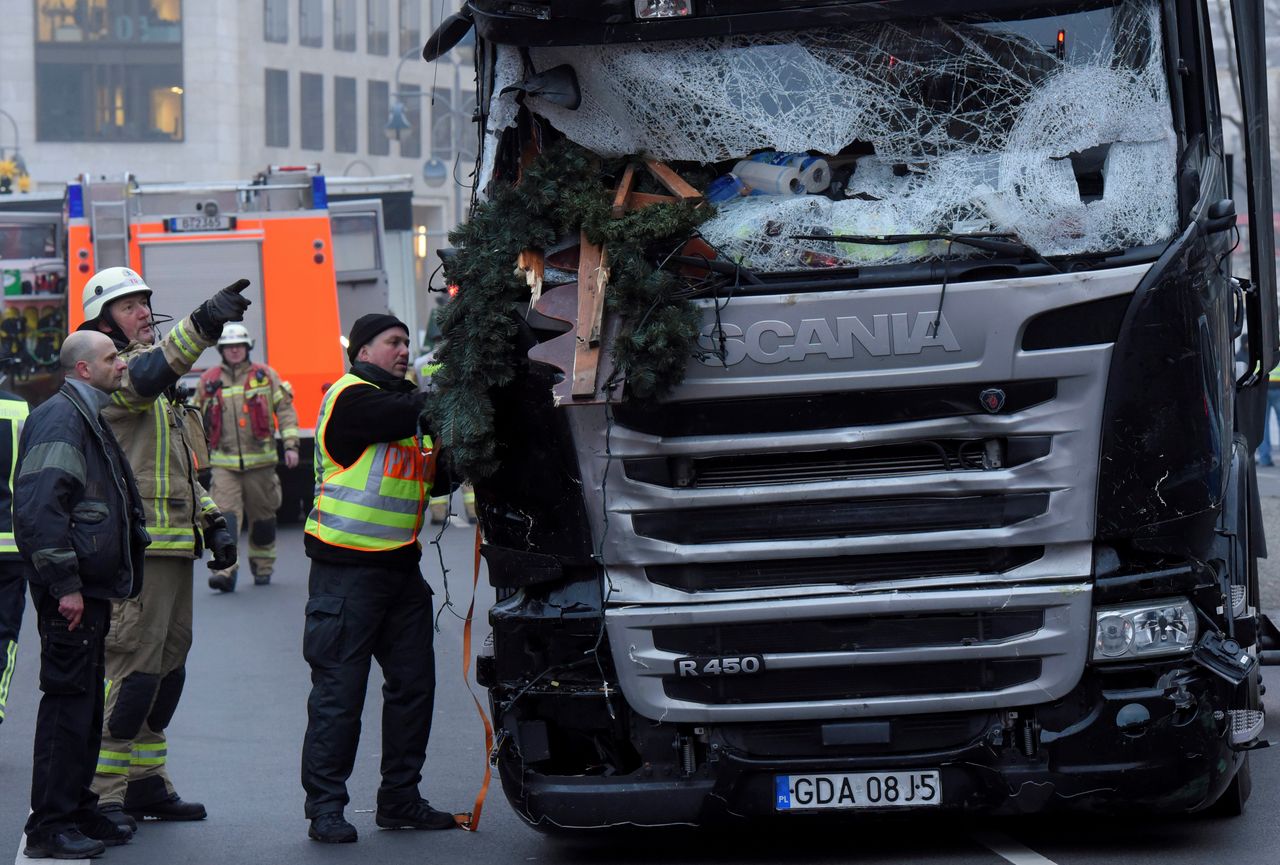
[635,1,693,19]
[1092,599,1197,661]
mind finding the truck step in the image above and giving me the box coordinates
[1229,709,1265,745]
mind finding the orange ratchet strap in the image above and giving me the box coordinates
[454,525,495,831]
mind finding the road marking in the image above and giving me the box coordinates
[974,832,1061,865]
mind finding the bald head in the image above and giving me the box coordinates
[61,330,127,393]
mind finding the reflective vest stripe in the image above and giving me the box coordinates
[0,639,17,712]
[0,531,16,554]
[304,373,432,552]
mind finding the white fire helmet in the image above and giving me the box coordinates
[217,323,254,350]
[82,266,152,323]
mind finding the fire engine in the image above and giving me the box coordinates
[2,166,418,521]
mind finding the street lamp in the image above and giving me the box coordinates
[385,101,413,141]
[0,108,27,176]
[384,39,477,226]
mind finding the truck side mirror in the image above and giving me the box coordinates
[1202,198,1236,234]
[422,12,474,62]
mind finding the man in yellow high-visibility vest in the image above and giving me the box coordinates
[0,385,28,730]
[300,314,456,844]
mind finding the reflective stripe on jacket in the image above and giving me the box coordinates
[303,373,435,552]
[101,316,217,558]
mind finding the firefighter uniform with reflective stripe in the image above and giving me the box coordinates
[92,315,221,809]
[0,389,29,725]
[300,363,442,819]
[197,360,298,582]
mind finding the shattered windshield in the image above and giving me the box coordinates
[500,0,1175,271]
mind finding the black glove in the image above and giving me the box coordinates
[191,278,252,339]
[205,516,238,571]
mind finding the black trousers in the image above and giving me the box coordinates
[26,588,110,837]
[0,561,24,724]
[301,559,436,818]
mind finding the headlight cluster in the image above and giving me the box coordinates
[1092,598,1197,661]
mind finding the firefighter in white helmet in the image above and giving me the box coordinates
[196,323,299,591]
[80,265,250,826]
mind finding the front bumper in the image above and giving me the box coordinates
[497,663,1248,829]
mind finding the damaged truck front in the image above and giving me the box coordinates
[432,0,1278,827]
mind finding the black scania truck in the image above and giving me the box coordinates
[427,0,1277,828]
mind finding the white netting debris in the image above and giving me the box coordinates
[477,46,524,198]
[513,0,1175,269]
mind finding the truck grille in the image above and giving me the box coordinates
[664,659,1042,705]
[632,493,1048,544]
[611,379,1057,437]
[625,437,1052,488]
[653,609,1046,655]
[646,547,1043,591]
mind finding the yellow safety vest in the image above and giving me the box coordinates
[303,373,435,552]
[0,396,29,556]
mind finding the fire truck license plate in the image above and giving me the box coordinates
[775,770,941,810]
[168,215,234,232]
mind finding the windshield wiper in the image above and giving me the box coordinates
[789,231,1062,274]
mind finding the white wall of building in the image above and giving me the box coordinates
[3,2,466,223]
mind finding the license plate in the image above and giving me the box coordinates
[775,770,941,810]
[167,215,234,232]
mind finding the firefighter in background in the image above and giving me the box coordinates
[82,266,246,826]
[407,350,475,524]
[0,384,28,728]
[1,307,25,360]
[197,324,300,591]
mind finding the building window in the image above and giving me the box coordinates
[398,0,420,57]
[300,0,323,47]
[367,0,389,55]
[36,0,182,43]
[265,68,289,147]
[301,72,324,150]
[429,86,451,161]
[399,83,421,159]
[334,0,356,51]
[264,0,288,42]
[334,76,357,153]
[35,0,184,142]
[368,79,390,156]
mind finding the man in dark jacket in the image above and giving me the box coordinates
[17,330,149,860]
[300,314,456,843]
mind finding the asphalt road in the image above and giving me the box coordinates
[2,501,1279,865]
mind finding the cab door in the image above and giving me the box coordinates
[328,199,389,338]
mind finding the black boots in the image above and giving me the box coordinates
[309,812,358,843]
[375,799,457,830]
[23,828,106,859]
[208,568,237,592]
[123,778,207,821]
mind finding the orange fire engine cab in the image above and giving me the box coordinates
[64,165,347,442]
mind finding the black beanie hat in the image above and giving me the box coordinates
[347,313,409,363]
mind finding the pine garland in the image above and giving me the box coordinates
[428,141,711,480]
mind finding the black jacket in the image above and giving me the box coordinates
[16,381,149,600]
